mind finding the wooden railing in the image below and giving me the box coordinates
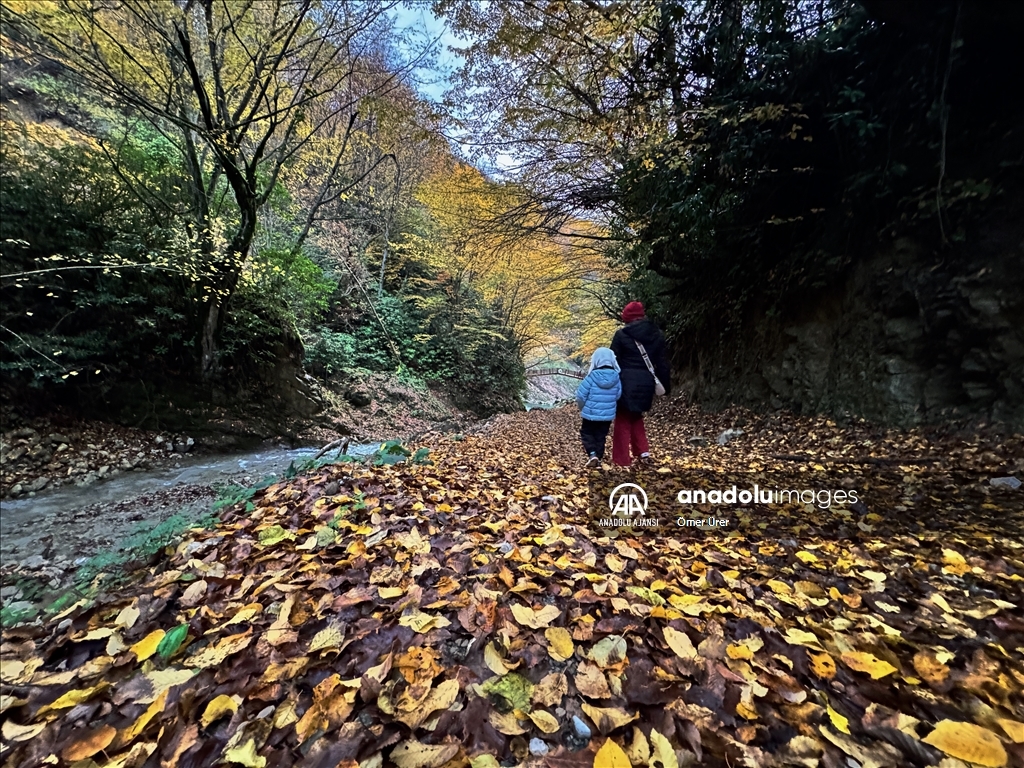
[524,367,585,380]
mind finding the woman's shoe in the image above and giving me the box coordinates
[586,454,601,468]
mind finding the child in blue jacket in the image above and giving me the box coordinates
[575,347,622,467]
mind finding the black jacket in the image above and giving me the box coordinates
[611,319,672,413]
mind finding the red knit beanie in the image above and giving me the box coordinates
[621,301,645,323]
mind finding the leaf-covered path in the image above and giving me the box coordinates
[2,404,1023,768]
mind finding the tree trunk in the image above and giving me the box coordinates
[200,299,222,381]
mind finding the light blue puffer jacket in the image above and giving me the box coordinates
[576,367,622,422]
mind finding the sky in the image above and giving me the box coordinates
[388,2,467,104]
[387,2,518,176]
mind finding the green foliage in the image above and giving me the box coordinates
[372,439,412,466]
[609,0,1012,336]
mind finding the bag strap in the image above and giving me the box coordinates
[634,340,657,378]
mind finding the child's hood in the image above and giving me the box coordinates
[589,368,620,389]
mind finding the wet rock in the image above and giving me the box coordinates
[5,600,34,614]
[10,483,23,496]
[21,554,47,569]
[571,715,591,740]
[0,585,22,600]
[990,476,1021,490]
[12,427,36,439]
[717,428,745,445]
[49,433,71,445]
[529,738,549,756]
[25,476,49,493]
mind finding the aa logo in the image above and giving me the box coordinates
[608,483,648,517]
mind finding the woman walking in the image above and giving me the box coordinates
[610,301,671,466]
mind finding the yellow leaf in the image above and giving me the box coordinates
[582,703,638,735]
[649,729,678,768]
[141,667,196,703]
[398,611,452,634]
[201,694,241,727]
[766,579,792,595]
[484,642,513,675]
[529,709,561,734]
[308,623,346,652]
[827,704,850,734]
[726,636,763,660]
[545,627,575,661]
[663,627,697,660]
[184,632,253,669]
[626,726,650,766]
[262,657,308,683]
[489,710,528,735]
[784,628,823,649]
[44,683,106,711]
[940,549,970,576]
[114,689,168,749]
[1,719,46,742]
[795,551,818,564]
[809,652,836,680]
[912,650,950,686]
[922,720,1007,767]
[509,603,561,629]
[996,718,1024,744]
[130,630,165,662]
[396,679,460,729]
[115,605,140,630]
[60,724,117,761]
[378,586,405,599]
[390,739,460,768]
[605,553,626,573]
[594,737,631,768]
[222,737,267,768]
[841,651,897,679]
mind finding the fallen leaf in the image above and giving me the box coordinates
[510,603,561,629]
[809,652,836,679]
[529,709,561,734]
[649,729,678,768]
[663,626,697,660]
[581,703,637,735]
[201,694,241,727]
[922,721,1006,766]
[545,627,575,661]
[130,629,165,662]
[575,661,612,699]
[594,737,631,768]
[841,651,897,679]
[60,723,117,761]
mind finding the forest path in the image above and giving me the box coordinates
[1,403,1022,767]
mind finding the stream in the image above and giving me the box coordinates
[0,442,378,574]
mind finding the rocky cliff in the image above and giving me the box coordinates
[678,198,1024,431]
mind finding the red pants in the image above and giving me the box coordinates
[612,409,649,466]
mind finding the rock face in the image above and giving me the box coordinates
[678,227,1024,430]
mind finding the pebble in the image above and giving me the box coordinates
[0,585,22,600]
[529,738,549,756]
[990,476,1021,490]
[571,715,592,740]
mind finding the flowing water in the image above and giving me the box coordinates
[0,442,378,570]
